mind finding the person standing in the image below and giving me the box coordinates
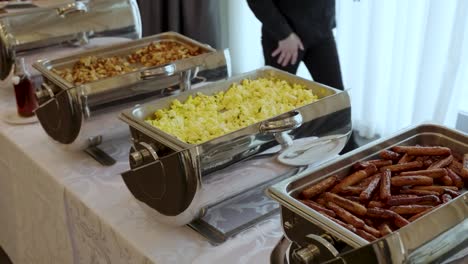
[247,0,343,90]
[247,0,358,152]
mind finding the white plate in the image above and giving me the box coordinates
[1,109,38,125]
[277,135,348,166]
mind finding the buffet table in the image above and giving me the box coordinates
[0,78,283,263]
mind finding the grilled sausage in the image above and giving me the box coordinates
[389,205,433,215]
[391,176,433,187]
[379,149,401,160]
[326,202,365,229]
[392,146,451,156]
[380,161,424,173]
[355,229,378,242]
[428,155,454,169]
[400,168,447,178]
[301,200,336,217]
[446,168,464,189]
[302,175,339,199]
[331,165,377,193]
[378,223,393,236]
[324,192,367,216]
[360,175,381,202]
[387,195,440,206]
[397,153,415,164]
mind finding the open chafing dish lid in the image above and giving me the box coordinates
[0,0,142,80]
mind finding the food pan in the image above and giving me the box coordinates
[267,123,468,263]
[120,66,353,225]
[32,32,229,147]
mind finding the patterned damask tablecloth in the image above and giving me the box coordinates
[0,72,285,263]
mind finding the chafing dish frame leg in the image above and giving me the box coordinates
[84,136,117,166]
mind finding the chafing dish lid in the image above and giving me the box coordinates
[0,0,142,80]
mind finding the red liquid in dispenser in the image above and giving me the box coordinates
[14,76,37,117]
[13,58,37,117]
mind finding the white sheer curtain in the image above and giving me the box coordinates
[220,0,468,138]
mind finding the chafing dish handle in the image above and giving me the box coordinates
[140,64,177,80]
[260,110,303,149]
[57,2,88,17]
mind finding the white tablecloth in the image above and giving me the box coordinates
[0,76,283,263]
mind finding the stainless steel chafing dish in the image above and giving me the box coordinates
[0,0,142,80]
[268,124,468,264]
[120,66,352,228]
[32,32,229,164]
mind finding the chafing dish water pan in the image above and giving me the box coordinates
[32,32,229,164]
[120,66,352,227]
[268,124,468,264]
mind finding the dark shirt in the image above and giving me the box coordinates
[247,0,336,45]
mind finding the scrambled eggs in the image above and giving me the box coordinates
[146,78,318,144]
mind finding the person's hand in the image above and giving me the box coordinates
[272,33,304,67]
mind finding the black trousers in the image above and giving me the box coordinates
[262,34,344,90]
[262,33,358,153]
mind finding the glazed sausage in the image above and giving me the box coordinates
[323,214,357,233]
[390,194,418,199]
[443,188,460,198]
[379,149,401,160]
[446,168,464,189]
[366,208,397,219]
[354,159,393,170]
[389,205,433,215]
[331,165,377,193]
[397,153,415,164]
[391,176,433,187]
[461,168,468,180]
[316,198,327,206]
[340,186,365,196]
[399,189,440,196]
[360,175,381,202]
[392,146,451,156]
[379,170,391,201]
[428,155,454,169]
[326,202,365,229]
[393,214,410,228]
[387,195,440,206]
[399,168,447,178]
[441,194,452,203]
[343,196,362,203]
[368,201,386,208]
[440,175,454,186]
[324,192,367,216]
[356,174,380,187]
[364,219,374,226]
[378,223,393,237]
[412,185,458,194]
[355,229,378,242]
[302,175,339,199]
[380,161,423,173]
[448,160,463,175]
[362,224,381,238]
[301,200,336,217]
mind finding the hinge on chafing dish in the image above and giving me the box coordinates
[35,83,56,103]
[129,142,159,168]
[291,234,339,264]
